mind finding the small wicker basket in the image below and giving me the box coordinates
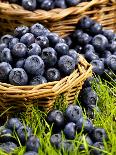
[0,0,116,36]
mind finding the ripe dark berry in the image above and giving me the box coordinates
[105,55,116,72]
[16,59,25,68]
[91,59,104,75]
[50,133,62,148]
[101,50,112,58]
[85,51,99,62]
[35,36,49,49]
[47,33,60,47]
[8,37,19,50]
[84,44,95,54]
[29,75,47,85]
[14,25,29,38]
[24,55,44,75]
[46,68,61,82]
[12,43,27,58]
[24,152,38,155]
[0,48,12,63]
[74,45,83,53]
[65,104,82,123]
[72,29,83,41]
[83,77,94,88]
[22,0,37,11]
[0,43,7,51]
[6,118,22,131]
[27,43,41,56]
[66,0,79,6]
[64,122,76,140]
[30,23,44,37]
[26,135,40,152]
[0,128,13,143]
[108,41,116,53]
[78,16,93,29]
[68,49,79,64]
[90,22,102,35]
[9,68,28,86]
[40,0,54,11]
[0,34,13,45]
[41,47,57,67]
[0,142,17,154]
[102,29,115,41]
[20,33,35,46]
[64,36,72,47]
[90,142,104,155]
[0,62,12,82]
[59,140,74,152]
[55,0,67,8]
[78,33,91,45]
[92,34,108,51]
[55,43,69,56]
[58,55,76,75]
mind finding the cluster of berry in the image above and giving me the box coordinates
[9,0,89,11]
[64,16,116,81]
[0,23,79,86]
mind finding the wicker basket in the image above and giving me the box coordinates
[0,0,116,36]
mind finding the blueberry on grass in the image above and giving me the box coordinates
[91,59,104,75]
[68,49,79,64]
[102,29,115,41]
[90,142,104,155]
[20,33,35,46]
[24,152,38,155]
[9,68,28,86]
[8,37,19,49]
[46,68,61,82]
[0,48,12,63]
[40,0,54,11]
[83,77,94,88]
[29,75,47,85]
[66,0,80,6]
[84,51,99,62]
[59,140,74,152]
[78,16,93,29]
[12,43,27,58]
[35,36,49,49]
[47,33,60,47]
[24,55,44,76]
[65,104,82,123]
[30,23,44,37]
[27,43,41,56]
[26,135,40,152]
[55,43,69,56]
[22,0,37,11]
[0,34,13,45]
[76,117,94,133]
[17,126,33,144]
[16,59,25,68]
[41,47,57,67]
[58,55,76,75]
[54,0,67,8]
[90,22,102,35]
[92,34,108,51]
[50,133,62,148]
[108,41,116,53]
[105,55,116,72]
[0,62,12,82]
[0,128,13,143]
[0,142,17,154]
[6,118,22,131]
[64,122,76,140]
[0,43,7,51]
[14,25,29,38]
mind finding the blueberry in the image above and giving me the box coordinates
[64,122,76,140]
[86,107,95,119]
[35,36,49,49]
[0,43,7,51]
[17,126,33,144]
[68,49,79,64]
[101,50,112,58]
[113,51,116,55]
[78,33,91,45]
[55,43,69,56]
[6,118,22,131]
[91,59,104,75]
[65,104,82,123]
[58,38,66,44]
[76,117,94,133]
[112,33,116,41]
[0,142,17,154]
[20,33,35,46]
[85,51,99,62]
[29,75,47,85]
[84,44,95,54]
[22,0,37,11]
[46,68,61,82]
[92,34,108,51]
[8,37,19,50]
[30,23,44,37]
[41,47,57,67]
[50,133,62,148]
[102,29,115,41]
[105,55,116,72]
[9,68,28,86]
[0,48,12,63]
[27,43,41,56]
[55,0,67,8]
[0,62,12,82]
[47,110,65,129]
[72,29,83,41]
[83,77,94,88]
[107,41,116,53]
[90,128,108,142]
[16,59,25,68]
[24,55,44,75]
[26,135,40,152]
[0,128,12,143]
[40,0,54,11]
[74,45,83,53]
[90,142,104,155]
[58,55,76,75]
[14,26,29,38]
[12,43,27,58]
[64,36,72,47]
[24,152,38,155]
[47,33,60,47]
[0,34,13,45]
[78,16,93,29]
[90,22,102,35]
[66,0,79,6]
[59,140,74,152]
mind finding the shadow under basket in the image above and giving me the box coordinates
[0,55,92,115]
[0,0,116,36]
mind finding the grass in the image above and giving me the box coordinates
[0,78,116,155]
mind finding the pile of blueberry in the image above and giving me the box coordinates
[0,23,79,86]
[47,104,108,154]
[64,16,116,80]
[8,0,89,11]
[0,118,40,154]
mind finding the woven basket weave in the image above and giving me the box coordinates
[0,0,116,36]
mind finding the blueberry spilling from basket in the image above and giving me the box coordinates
[0,23,80,86]
[9,0,90,11]
[64,16,116,80]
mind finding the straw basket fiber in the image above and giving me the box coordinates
[0,0,116,36]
